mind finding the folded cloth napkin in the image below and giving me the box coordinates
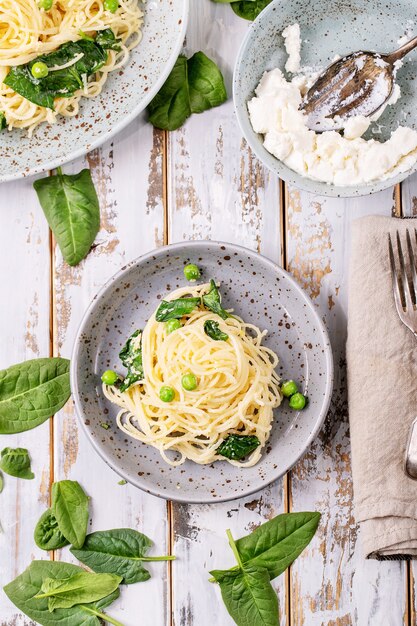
[347,215,417,559]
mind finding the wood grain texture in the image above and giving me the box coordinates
[51,116,170,626]
[285,187,408,626]
[0,176,52,624]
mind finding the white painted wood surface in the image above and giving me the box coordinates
[0,1,415,625]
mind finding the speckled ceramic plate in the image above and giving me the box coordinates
[71,242,333,503]
[1,0,188,183]
[233,0,417,197]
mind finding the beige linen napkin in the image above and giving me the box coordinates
[347,215,417,559]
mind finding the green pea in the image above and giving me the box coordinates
[31,61,49,79]
[182,373,198,391]
[38,0,53,9]
[104,0,119,12]
[160,385,175,402]
[289,392,307,410]
[101,370,118,386]
[165,319,181,334]
[281,380,298,397]
[183,263,200,282]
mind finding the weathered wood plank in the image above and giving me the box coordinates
[168,4,285,625]
[0,176,52,624]
[285,186,407,626]
[52,117,170,625]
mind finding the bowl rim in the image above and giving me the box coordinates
[1,0,189,184]
[232,0,417,198]
[70,240,334,503]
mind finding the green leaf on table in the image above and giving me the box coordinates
[4,560,123,626]
[71,528,175,584]
[202,280,229,319]
[231,0,271,20]
[204,320,229,341]
[35,571,122,612]
[0,357,71,434]
[155,297,201,322]
[210,565,279,626]
[34,509,70,551]
[119,330,144,392]
[34,168,100,267]
[147,52,227,130]
[217,435,260,461]
[52,480,89,549]
[0,471,3,492]
[0,447,34,480]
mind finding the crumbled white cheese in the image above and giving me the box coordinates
[282,24,301,74]
[248,25,417,185]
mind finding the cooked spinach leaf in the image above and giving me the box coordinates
[4,560,124,626]
[204,320,229,341]
[155,297,201,322]
[217,435,260,461]
[148,51,227,130]
[34,509,70,551]
[0,112,7,130]
[35,571,122,612]
[0,357,70,434]
[231,0,271,20]
[52,480,89,549]
[4,29,120,109]
[119,330,144,392]
[34,167,100,267]
[71,528,175,584]
[202,280,229,319]
[0,447,34,480]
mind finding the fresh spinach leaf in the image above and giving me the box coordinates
[202,280,229,319]
[35,571,122,612]
[204,320,229,341]
[148,51,227,130]
[0,471,3,492]
[34,167,100,267]
[231,0,271,20]
[4,30,119,109]
[211,565,278,626]
[4,560,124,626]
[119,330,144,392]
[71,528,175,584]
[0,112,6,130]
[217,435,260,461]
[0,357,70,434]
[0,447,34,480]
[155,297,201,322]
[34,509,70,551]
[52,480,89,549]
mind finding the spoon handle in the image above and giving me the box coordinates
[386,35,417,64]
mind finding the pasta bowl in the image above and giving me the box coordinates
[71,241,333,503]
[0,0,188,182]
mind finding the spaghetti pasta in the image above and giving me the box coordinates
[0,0,143,135]
[103,283,282,468]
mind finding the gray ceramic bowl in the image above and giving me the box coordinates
[0,0,188,183]
[233,0,417,198]
[71,242,333,503]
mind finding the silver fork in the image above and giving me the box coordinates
[388,229,417,479]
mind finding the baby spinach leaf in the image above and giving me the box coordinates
[0,447,34,480]
[34,168,100,267]
[4,560,124,626]
[231,0,271,20]
[52,480,89,549]
[155,297,201,322]
[35,571,122,612]
[119,330,144,392]
[211,565,279,626]
[217,435,260,461]
[0,357,70,434]
[0,471,3,493]
[95,29,121,51]
[71,528,176,584]
[202,280,229,319]
[148,52,227,131]
[0,112,6,130]
[34,509,70,551]
[204,320,229,341]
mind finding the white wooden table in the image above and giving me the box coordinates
[1,3,416,625]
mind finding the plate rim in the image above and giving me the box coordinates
[0,0,189,184]
[70,241,334,503]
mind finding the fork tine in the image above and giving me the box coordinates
[406,229,417,306]
[396,230,413,310]
[388,233,405,314]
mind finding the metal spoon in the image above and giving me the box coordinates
[300,36,417,132]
